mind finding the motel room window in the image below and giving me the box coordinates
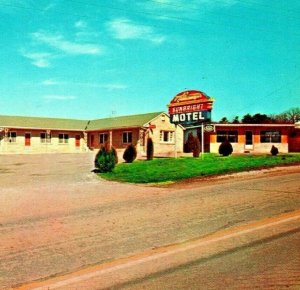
[260,131,281,143]
[59,133,69,144]
[40,132,51,143]
[160,131,174,143]
[99,133,108,144]
[8,131,17,143]
[216,131,238,143]
[122,132,132,144]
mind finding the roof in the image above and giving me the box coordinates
[86,112,164,131]
[0,112,167,131]
[0,115,88,131]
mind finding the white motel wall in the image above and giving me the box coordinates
[0,129,87,154]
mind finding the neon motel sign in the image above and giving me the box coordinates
[168,90,214,125]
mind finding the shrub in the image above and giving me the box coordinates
[94,146,106,168]
[193,137,201,157]
[111,146,118,164]
[123,144,137,163]
[146,138,154,160]
[219,140,233,156]
[185,132,196,153]
[94,147,116,172]
[270,145,279,156]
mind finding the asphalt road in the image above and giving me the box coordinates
[0,154,299,289]
[119,225,300,290]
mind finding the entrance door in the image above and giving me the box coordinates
[75,135,80,147]
[90,135,95,148]
[25,133,31,146]
[245,131,253,150]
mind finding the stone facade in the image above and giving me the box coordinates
[86,113,184,158]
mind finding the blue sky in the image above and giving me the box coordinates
[0,0,299,121]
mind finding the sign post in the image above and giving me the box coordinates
[174,124,178,158]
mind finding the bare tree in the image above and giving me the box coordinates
[285,107,300,123]
[272,108,300,123]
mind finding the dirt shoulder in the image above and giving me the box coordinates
[160,164,300,189]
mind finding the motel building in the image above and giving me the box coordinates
[0,112,184,157]
[185,123,299,154]
[0,91,299,157]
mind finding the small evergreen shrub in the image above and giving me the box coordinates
[185,132,196,153]
[270,145,279,156]
[111,146,118,164]
[219,140,233,156]
[146,138,154,160]
[94,146,106,168]
[94,147,116,172]
[123,144,137,163]
[193,137,201,157]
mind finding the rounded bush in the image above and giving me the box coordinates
[270,145,279,156]
[94,147,116,172]
[123,144,137,163]
[218,140,233,156]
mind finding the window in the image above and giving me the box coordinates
[260,131,281,143]
[40,132,51,143]
[122,132,132,143]
[8,131,17,143]
[99,133,108,144]
[160,131,174,143]
[216,131,238,143]
[59,133,69,144]
[216,131,227,143]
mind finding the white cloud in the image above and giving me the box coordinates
[43,95,76,100]
[43,2,56,12]
[75,20,87,29]
[138,0,238,21]
[31,31,104,55]
[99,83,128,90]
[21,51,53,68]
[107,18,165,44]
[41,79,61,86]
[40,80,127,90]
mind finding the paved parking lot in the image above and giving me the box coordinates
[0,153,169,288]
[0,153,157,222]
[0,153,299,289]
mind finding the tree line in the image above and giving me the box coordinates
[219,107,300,124]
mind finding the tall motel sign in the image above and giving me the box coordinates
[168,90,214,157]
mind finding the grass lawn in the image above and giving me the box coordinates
[99,153,300,184]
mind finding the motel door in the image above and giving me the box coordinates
[25,133,31,146]
[245,131,253,150]
[90,135,95,148]
[75,135,80,147]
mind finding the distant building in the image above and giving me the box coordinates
[0,112,299,156]
[208,123,298,154]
